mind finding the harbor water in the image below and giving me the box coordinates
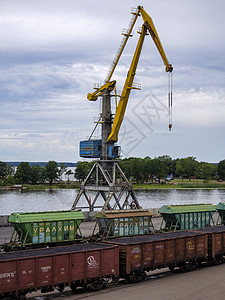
[1,189,225,215]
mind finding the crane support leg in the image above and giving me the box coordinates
[71,160,140,211]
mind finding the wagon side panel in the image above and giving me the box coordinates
[194,234,208,259]
[86,250,101,278]
[142,242,154,269]
[37,256,53,287]
[175,238,185,261]
[154,241,165,265]
[165,239,176,263]
[129,244,142,270]
[101,247,119,277]
[0,261,17,294]
[54,254,70,284]
[71,252,86,281]
[212,232,223,258]
[18,258,36,290]
[223,232,225,254]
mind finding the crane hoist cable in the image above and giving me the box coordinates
[168,72,173,131]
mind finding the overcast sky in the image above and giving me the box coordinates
[0,0,225,163]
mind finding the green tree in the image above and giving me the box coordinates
[119,157,145,183]
[40,166,47,183]
[7,165,15,176]
[0,161,8,180]
[45,161,59,185]
[119,158,133,180]
[171,158,179,178]
[218,159,225,180]
[30,165,47,184]
[176,157,199,181]
[74,161,93,182]
[152,155,172,183]
[4,175,16,185]
[142,156,154,182]
[14,162,32,184]
[197,162,215,182]
[129,158,145,184]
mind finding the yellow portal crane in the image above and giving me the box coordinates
[75,5,173,212]
[82,5,173,158]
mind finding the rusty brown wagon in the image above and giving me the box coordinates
[0,243,119,299]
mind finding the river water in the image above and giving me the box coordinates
[1,189,225,216]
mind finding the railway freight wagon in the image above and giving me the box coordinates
[104,230,208,282]
[7,210,85,250]
[0,243,119,299]
[193,225,225,265]
[159,204,216,231]
[94,209,154,238]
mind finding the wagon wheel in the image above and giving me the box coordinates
[85,279,106,291]
[169,265,175,272]
[70,282,80,293]
[179,264,187,273]
[127,274,135,284]
[189,261,197,271]
[16,295,26,300]
[141,271,146,281]
[57,283,65,293]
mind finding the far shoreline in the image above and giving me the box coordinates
[1,180,225,191]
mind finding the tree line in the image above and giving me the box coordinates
[1,157,225,185]
[0,161,73,185]
[75,156,225,184]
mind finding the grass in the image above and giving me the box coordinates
[133,179,225,190]
[23,183,80,191]
[4,179,225,191]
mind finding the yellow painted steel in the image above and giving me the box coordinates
[139,6,173,73]
[87,80,116,101]
[107,25,146,142]
[107,6,173,142]
[105,7,141,83]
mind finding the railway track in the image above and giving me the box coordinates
[27,269,172,300]
[27,264,225,300]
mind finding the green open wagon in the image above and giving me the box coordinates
[94,209,154,239]
[159,204,216,231]
[216,202,225,225]
[8,210,85,249]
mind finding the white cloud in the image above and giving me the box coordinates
[0,0,225,162]
[174,88,225,127]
